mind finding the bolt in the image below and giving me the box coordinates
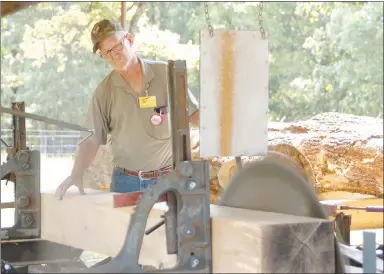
[22,163,30,170]
[181,224,196,238]
[16,151,29,163]
[188,180,197,190]
[185,228,192,235]
[190,256,200,268]
[17,196,30,208]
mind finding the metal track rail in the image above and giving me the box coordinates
[0,107,91,132]
[0,106,93,144]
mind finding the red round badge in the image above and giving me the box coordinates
[150,114,163,126]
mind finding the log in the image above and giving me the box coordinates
[267,112,383,198]
[41,188,336,273]
[83,112,383,203]
[83,141,113,191]
[203,112,383,200]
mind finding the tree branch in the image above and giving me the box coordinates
[128,2,146,36]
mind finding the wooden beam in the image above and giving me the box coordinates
[199,29,269,158]
[41,188,336,272]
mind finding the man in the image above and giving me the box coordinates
[56,19,199,199]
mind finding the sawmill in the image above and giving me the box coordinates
[1,1,383,274]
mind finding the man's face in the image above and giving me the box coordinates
[98,33,134,71]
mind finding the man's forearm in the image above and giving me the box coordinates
[70,139,100,178]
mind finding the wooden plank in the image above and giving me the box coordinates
[334,198,383,230]
[318,191,377,201]
[199,29,269,158]
[319,192,384,230]
[41,188,335,272]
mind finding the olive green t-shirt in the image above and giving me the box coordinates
[84,58,199,172]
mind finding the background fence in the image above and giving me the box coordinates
[1,129,81,158]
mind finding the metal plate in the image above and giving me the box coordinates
[199,29,269,158]
[1,239,84,267]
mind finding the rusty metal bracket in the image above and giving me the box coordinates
[0,149,41,240]
[1,103,41,240]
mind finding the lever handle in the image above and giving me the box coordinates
[339,206,384,212]
[145,215,165,235]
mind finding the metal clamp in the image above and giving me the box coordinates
[0,150,41,240]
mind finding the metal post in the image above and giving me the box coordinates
[165,60,191,255]
[168,60,191,166]
[363,231,376,273]
[11,102,26,151]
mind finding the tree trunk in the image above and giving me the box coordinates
[269,112,382,196]
[208,112,383,202]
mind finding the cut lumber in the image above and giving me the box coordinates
[318,191,384,230]
[41,188,336,273]
[318,191,378,201]
[332,198,383,230]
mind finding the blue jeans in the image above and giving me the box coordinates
[110,167,158,193]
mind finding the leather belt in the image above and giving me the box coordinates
[118,166,173,179]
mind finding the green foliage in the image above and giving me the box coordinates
[1,1,382,131]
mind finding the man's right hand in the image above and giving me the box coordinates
[55,175,86,200]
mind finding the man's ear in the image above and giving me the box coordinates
[125,33,134,46]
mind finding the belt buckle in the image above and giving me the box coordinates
[138,171,144,180]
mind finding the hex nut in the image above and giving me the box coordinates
[17,196,30,208]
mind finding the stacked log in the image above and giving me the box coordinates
[83,112,383,203]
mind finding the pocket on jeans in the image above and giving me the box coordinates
[111,171,141,193]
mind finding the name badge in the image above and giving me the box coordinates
[139,96,157,108]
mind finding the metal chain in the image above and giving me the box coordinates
[204,2,214,37]
[204,2,266,39]
[258,2,266,40]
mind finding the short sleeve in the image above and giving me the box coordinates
[81,87,109,145]
[187,88,199,116]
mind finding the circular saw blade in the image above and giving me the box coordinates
[217,153,347,273]
[217,152,324,218]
